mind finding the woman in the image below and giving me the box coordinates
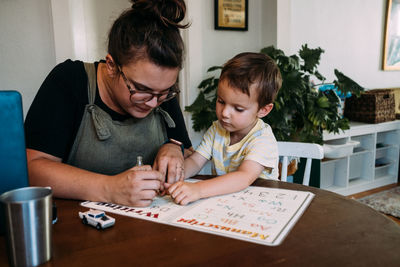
[24,0,192,207]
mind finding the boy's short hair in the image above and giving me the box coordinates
[220,52,282,107]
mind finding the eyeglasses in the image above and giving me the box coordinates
[119,69,179,104]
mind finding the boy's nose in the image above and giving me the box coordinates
[221,107,230,118]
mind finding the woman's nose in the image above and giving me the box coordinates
[145,95,159,107]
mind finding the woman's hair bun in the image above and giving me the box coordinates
[130,0,189,29]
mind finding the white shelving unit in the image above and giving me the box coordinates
[320,120,400,196]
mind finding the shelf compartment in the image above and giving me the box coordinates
[374,158,395,179]
[375,157,394,167]
[320,158,348,189]
[375,144,393,159]
[353,147,367,153]
[349,152,374,181]
[377,130,400,146]
[348,177,371,187]
[351,134,375,151]
[375,165,392,178]
[375,145,399,162]
[321,121,400,196]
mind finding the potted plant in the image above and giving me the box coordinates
[185,44,364,144]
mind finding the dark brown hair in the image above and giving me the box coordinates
[220,52,282,107]
[107,0,189,69]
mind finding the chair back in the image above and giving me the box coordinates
[277,141,324,186]
[0,90,29,234]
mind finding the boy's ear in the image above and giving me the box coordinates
[257,103,274,118]
[105,54,118,76]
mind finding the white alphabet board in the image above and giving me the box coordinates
[81,182,314,246]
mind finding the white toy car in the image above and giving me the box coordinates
[79,209,115,230]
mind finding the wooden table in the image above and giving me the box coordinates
[1,177,400,266]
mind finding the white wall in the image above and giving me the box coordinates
[288,0,400,89]
[51,0,130,63]
[0,0,56,117]
[1,0,399,130]
[0,0,130,117]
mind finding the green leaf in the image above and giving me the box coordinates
[197,77,214,89]
[314,71,326,82]
[299,44,324,73]
[185,92,208,113]
[207,66,223,72]
[317,96,330,108]
[191,111,215,132]
[333,69,364,97]
[261,46,285,59]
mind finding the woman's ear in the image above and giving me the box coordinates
[105,54,118,76]
[257,103,274,118]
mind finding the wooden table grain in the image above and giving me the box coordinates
[1,176,400,266]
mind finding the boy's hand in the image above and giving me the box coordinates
[167,181,201,205]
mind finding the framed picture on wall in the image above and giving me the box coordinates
[214,0,248,31]
[383,0,400,70]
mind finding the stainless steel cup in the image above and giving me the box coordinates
[0,187,52,267]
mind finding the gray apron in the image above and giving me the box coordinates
[67,63,175,175]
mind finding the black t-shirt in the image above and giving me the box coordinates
[24,59,191,162]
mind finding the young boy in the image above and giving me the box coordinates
[168,52,282,205]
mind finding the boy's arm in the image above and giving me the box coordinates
[194,160,264,198]
[169,159,265,205]
[183,151,208,179]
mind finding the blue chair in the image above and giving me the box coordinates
[0,90,29,234]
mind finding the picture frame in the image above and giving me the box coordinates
[214,0,248,31]
[383,0,400,70]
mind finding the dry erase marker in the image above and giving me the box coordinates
[136,156,143,166]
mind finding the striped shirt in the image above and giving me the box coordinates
[196,119,278,180]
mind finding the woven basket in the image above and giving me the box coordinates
[392,88,400,119]
[344,89,395,123]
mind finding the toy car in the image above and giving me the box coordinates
[78,209,115,230]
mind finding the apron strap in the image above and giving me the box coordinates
[88,105,111,140]
[156,107,176,128]
[83,62,97,104]
[83,62,111,140]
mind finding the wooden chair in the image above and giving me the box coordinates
[277,141,324,186]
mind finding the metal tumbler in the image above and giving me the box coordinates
[0,187,52,267]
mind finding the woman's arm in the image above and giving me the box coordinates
[154,98,194,184]
[161,97,192,149]
[27,148,164,207]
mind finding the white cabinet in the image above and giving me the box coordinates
[320,120,400,195]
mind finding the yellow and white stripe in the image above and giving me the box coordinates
[196,119,278,180]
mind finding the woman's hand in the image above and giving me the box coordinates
[167,181,201,205]
[108,165,164,207]
[153,143,185,185]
